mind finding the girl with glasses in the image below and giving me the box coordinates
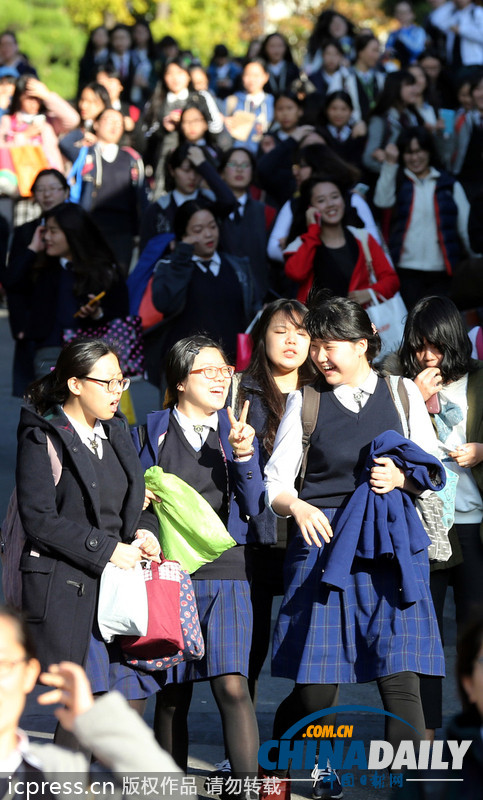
[133,334,265,781]
[16,339,162,747]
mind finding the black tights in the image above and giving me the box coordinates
[272,672,424,774]
[154,675,259,775]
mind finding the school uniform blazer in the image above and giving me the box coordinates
[283,223,399,303]
[133,408,266,544]
[16,404,145,670]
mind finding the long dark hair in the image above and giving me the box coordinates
[259,32,295,65]
[289,174,351,242]
[305,291,381,364]
[307,10,355,58]
[240,299,315,456]
[371,70,417,117]
[294,143,361,186]
[165,335,227,409]
[26,339,118,414]
[10,75,46,115]
[38,204,118,298]
[398,296,473,383]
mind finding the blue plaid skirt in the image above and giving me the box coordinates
[166,578,252,683]
[272,509,445,684]
[86,621,164,698]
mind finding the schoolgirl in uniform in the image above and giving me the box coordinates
[16,339,161,743]
[134,335,265,777]
[264,294,444,797]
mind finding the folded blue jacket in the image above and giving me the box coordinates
[321,430,445,606]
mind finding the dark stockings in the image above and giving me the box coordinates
[154,675,259,775]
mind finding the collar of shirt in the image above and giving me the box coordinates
[173,406,219,451]
[60,257,71,270]
[167,88,189,103]
[246,91,266,107]
[404,165,440,184]
[97,142,119,163]
[192,250,221,276]
[228,193,247,220]
[327,124,352,142]
[333,368,378,412]
[269,61,285,76]
[62,409,107,457]
[0,729,43,774]
[173,188,198,206]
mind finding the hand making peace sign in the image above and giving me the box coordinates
[226,400,255,456]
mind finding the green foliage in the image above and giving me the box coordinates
[150,0,255,63]
[0,0,85,99]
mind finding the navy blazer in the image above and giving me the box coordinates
[133,408,266,544]
[16,403,145,669]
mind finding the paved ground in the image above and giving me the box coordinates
[0,312,461,798]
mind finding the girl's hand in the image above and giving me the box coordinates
[227,400,255,455]
[290,498,333,547]
[449,443,483,469]
[348,289,372,305]
[38,662,94,730]
[306,206,321,227]
[384,143,399,164]
[372,148,386,163]
[135,529,161,561]
[110,542,142,569]
[352,121,367,138]
[187,145,205,166]
[75,295,103,320]
[370,457,405,493]
[414,367,442,402]
[29,224,46,253]
[143,487,161,511]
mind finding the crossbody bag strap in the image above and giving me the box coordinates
[297,384,320,489]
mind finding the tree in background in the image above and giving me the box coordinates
[0,0,84,99]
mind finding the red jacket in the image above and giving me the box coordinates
[284,224,400,303]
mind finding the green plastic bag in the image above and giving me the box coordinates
[144,466,236,574]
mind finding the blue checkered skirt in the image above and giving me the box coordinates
[272,509,445,684]
[166,578,252,683]
[86,620,164,698]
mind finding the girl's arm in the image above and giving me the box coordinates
[284,224,321,283]
[151,243,196,315]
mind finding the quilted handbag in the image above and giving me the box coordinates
[123,566,205,671]
[63,316,144,378]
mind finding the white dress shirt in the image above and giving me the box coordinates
[173,406,219,451]
[265,370,439,507]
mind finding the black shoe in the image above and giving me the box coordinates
[311,765,343,800]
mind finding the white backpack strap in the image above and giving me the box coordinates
[347,226,376,284]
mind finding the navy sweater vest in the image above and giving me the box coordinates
[300,378,403,508]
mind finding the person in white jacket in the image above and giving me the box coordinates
[429,0,483,68]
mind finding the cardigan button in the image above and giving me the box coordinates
[88,537,99,548]
[72,447,78,453]
[91,482,96,488]
[247,471,253,479]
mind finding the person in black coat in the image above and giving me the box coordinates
[5,203,128,380]
[16,339,162,742]
[1,169,70,396]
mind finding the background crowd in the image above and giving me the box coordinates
[1,2,483,798]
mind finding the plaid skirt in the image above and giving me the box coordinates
[272,508,445,684]
[166,578,252,683]
[86,620,164,698]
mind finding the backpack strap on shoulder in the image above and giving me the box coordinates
[298,384,320,488]
[384,375,410,438]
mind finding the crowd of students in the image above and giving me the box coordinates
[1,4,483,798]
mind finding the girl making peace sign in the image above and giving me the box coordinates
[134,335,265,781]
